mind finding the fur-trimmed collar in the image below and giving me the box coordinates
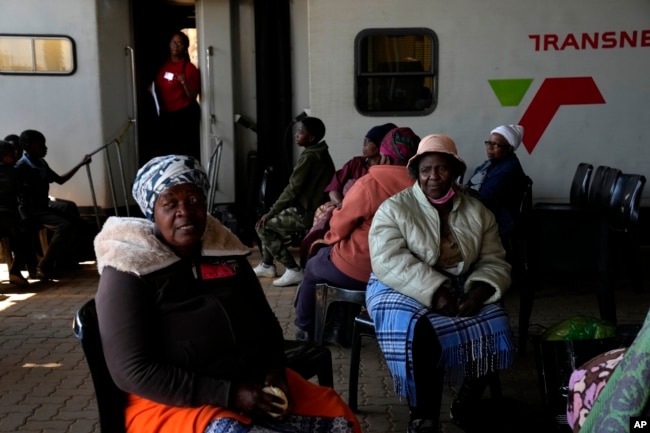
[94,215,250,276]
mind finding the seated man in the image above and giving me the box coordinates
[16,129,93,279]
[253,117,335,287]
[0,140,37,284]
[293,127,420,343]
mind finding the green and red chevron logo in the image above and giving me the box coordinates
[489,77,606,153]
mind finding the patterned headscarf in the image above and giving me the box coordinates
[379,127,420,163]
[132,155,210,221]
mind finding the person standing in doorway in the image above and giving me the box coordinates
[153,30,201,160]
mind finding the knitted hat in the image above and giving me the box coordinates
[490,124,524,151]
[379,127,420,163]
[407,134,466,174]
[132,155,210,221]
[365,123,397,146]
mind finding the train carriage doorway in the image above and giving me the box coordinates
[130,0,237,206]
[128,0,291,244]
[130,1,198,166]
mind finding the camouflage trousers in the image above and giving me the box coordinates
[256,207,306,268]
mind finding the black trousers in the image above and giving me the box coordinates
[0,212,37,273]
[158,101,201,161]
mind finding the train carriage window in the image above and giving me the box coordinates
[355,28,437,116]
[0,35,76,75]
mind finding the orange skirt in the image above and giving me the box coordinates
[124,369,361,433]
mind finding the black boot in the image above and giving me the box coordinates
[449,373,493,429]
[407,418,438,433]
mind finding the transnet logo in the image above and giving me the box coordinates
[489,77,605,154]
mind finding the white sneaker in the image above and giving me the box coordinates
[273,268,303,287]
[253,262,276,278]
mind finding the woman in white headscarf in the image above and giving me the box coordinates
[464,124,529,244]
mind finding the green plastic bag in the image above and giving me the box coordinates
[542,315,616,341]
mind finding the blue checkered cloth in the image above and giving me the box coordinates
[366,274,513,405]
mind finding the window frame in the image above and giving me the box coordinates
[354,27,438,117]
[0,34,77,76]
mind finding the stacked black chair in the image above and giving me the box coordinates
[588,166,622,209]
[607,174,646,288]
[568,162,593,207]
[73,299,333,433]
[522,165,623,354]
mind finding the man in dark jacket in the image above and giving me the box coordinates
[254,117,335,287]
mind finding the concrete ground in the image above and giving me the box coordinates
[0,246,648,433]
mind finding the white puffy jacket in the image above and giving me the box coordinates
[369,183,511,307]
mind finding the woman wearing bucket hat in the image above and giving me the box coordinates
[366,134,514,433]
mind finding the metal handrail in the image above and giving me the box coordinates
[207,137,223,212]
[204,45,224,212]
[205,46,216,128]
[125,45,139,165]
[85,119,135,229]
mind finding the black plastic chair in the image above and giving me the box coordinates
[348,309,376,412]
[536,163,593,211]
[314,283,366,346]
[256,165,308,249]
[608,173,646,232]
[284,340,334,387]
[523,167,623,350]
[73,299,126,433]
[588,166,622,209]
[569,163,593,207]
[73,299,334,433]
[509,176,535,352]
[607,173,646,287]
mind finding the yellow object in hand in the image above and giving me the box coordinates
[262,386,289,418]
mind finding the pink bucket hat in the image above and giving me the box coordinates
[407,134,466,174]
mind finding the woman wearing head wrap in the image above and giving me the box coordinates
[464,124,529,243]
[94,155,360,433]
[298,122,396,268]
[254,117,335,287]
[293,127,420,344]
[367,135,513,433]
